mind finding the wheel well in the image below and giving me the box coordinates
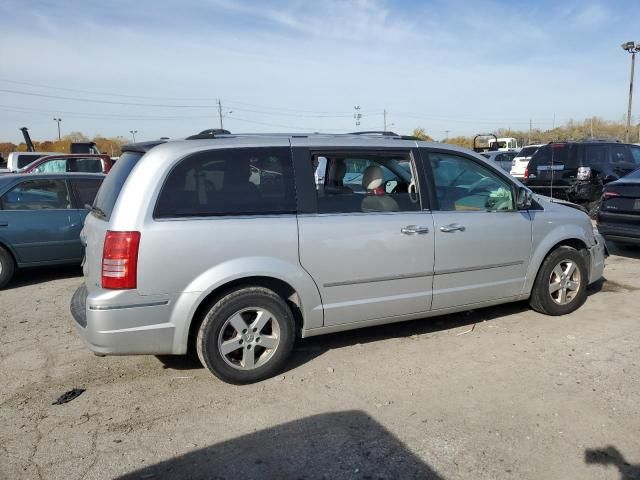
[533,238,589,285]
[0,241,17,266]
[187,276,304,356]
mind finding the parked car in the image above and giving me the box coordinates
[6,151,58,172]
[523,140,640,209]
[480,150,518,173]
[488,137,519,151]
[510,144,543,179]
[71,134,606,384]
[596,167,640,246]
[0,173,104,288]
[20,154,113,174]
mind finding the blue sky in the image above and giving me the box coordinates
[0,0,638,143]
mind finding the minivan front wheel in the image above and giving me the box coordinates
[530,246,588,316]
[196,287,295,384]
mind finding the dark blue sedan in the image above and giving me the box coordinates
[0,173,104,288]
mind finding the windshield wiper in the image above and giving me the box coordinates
[85,204,106,218]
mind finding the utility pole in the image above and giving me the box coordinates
[383,109,387,131]
[217,99,224,129]
[53,117,62,141]
[622,41,639,143]
[590,117,594,138]
[444,130,450,141]
[528,119,532,144]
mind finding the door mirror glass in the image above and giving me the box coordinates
[516,187,533,210]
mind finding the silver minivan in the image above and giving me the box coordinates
[71,133,606,384]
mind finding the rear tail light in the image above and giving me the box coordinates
[102,231,141,289]
[577,166,592,181]
[602,191,620,200]
[524,167,529,179]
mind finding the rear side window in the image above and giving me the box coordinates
[93,151,142,219]
[584,145,609,168]
[68,157,103,173]
[311,151,420,214]
[70,179,103,208]
[155,147,295,218]
[33,159,66,173]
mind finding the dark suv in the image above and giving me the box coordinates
[523,141,640,208]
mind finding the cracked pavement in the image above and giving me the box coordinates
[1,246,640,479]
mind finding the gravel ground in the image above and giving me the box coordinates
[1,246,639,480]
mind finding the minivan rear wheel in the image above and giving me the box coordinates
[196,286,295,384]
[0,246,15,289]
[529,246,588,316]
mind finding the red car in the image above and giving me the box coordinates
[20,154,113,174]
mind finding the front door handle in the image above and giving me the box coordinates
[0,222,7,227]
[401,225,430,235]
[440,223,466,233]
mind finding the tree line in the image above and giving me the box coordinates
[0,132,128,160]
[1,117,639,160]
[412,117,640,148]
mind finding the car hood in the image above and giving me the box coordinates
[534,194,589,215]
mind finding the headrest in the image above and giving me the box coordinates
[362,165,384,190]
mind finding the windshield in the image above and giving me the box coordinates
[626,167,640,180]
[93,151,142,219]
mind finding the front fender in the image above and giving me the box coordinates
[170,256,323,354]
[522,218,593,296]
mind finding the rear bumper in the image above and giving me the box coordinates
[597,212,640,245]
[70,284,177,355]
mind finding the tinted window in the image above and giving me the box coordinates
[68,157,103,173]
[93,151,142,220]
[585,145,609,169]
[0,179,71,210]
[312,152,420,213]
[155,147,295,218]
[429,153,514,211]
[70,179,103,208]
[17,154,46,169]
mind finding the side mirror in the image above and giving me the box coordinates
[516,187,533,210]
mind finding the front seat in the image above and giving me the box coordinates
[361,165,399,212]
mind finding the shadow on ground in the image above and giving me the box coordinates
[4,264,82,290]
[585,446,640,480]
[116,410,444,480]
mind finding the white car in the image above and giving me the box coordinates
[6,151,57,172]
[510,144,543,178]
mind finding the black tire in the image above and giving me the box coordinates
[0,246,15,289]
[529,246,588,316]
[196,286,295,384]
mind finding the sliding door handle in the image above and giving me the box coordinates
[401,225,429,235]
[0,222,8,227]
[440,223,466,233]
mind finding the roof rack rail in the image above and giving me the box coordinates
[347,131,399,137]
[186,128,232,140]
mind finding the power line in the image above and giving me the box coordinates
[0,88,217,108]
